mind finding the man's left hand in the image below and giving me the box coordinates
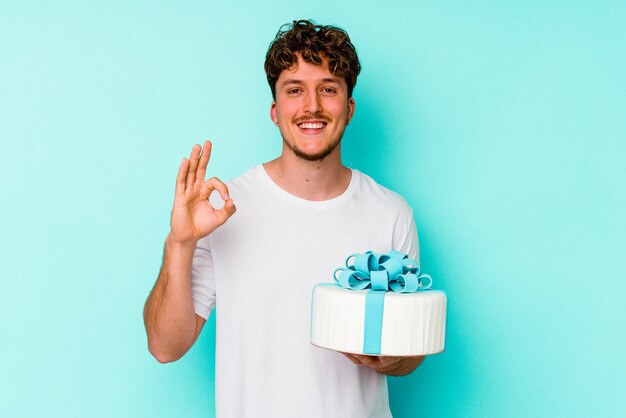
[341,353,425,376]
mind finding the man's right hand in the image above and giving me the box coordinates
[169,141,236,245]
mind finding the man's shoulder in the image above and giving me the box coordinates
[224,165,264,192]
[353,170,413,214]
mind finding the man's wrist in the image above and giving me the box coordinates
[166,233,198,251]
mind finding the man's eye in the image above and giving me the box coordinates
[287,88,302,95]
[322,88,337,94]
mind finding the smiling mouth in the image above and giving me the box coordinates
[297,121,328,132]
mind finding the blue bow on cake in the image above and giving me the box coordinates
[334,250,432,293]
[331,250,433,355]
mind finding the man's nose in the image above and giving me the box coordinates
[303,91,323,114]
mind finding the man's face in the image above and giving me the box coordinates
[270,55,355,162]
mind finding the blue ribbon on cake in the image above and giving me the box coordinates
[333,250,432,355]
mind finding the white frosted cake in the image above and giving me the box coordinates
[311,286,447,356]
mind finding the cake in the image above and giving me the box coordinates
[310,251,447,356]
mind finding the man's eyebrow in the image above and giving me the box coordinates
[281,79,304,87]
[280,77,342,87]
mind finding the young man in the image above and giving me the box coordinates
[144,20,424,417]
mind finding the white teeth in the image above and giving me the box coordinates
[299,122,325,129]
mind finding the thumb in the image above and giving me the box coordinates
[223,198,236,216]
[215,198,236,225]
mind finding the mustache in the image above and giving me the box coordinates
[294,115,330,124]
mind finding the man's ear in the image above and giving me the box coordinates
[270,101,279,126]
[347,97,356,125]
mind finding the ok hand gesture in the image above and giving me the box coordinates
[169,141,236,245]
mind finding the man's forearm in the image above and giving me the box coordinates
[143,235,198,363]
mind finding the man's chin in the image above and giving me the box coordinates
[294,149,333,162]
[283,138,341,162]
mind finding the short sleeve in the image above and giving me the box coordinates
[191,236,217,319]
[393,207,420,264]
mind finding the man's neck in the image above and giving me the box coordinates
[263,148,352,201]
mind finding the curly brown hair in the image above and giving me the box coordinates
[264,20,361,99]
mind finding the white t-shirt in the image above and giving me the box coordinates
[191,165,419,418]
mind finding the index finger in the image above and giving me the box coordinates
[340,352,362,365]
[347,353,381,367]
[196,140,212,183]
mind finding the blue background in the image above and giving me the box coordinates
[1,1,625,417]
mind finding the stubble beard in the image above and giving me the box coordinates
[281,135,343,162]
